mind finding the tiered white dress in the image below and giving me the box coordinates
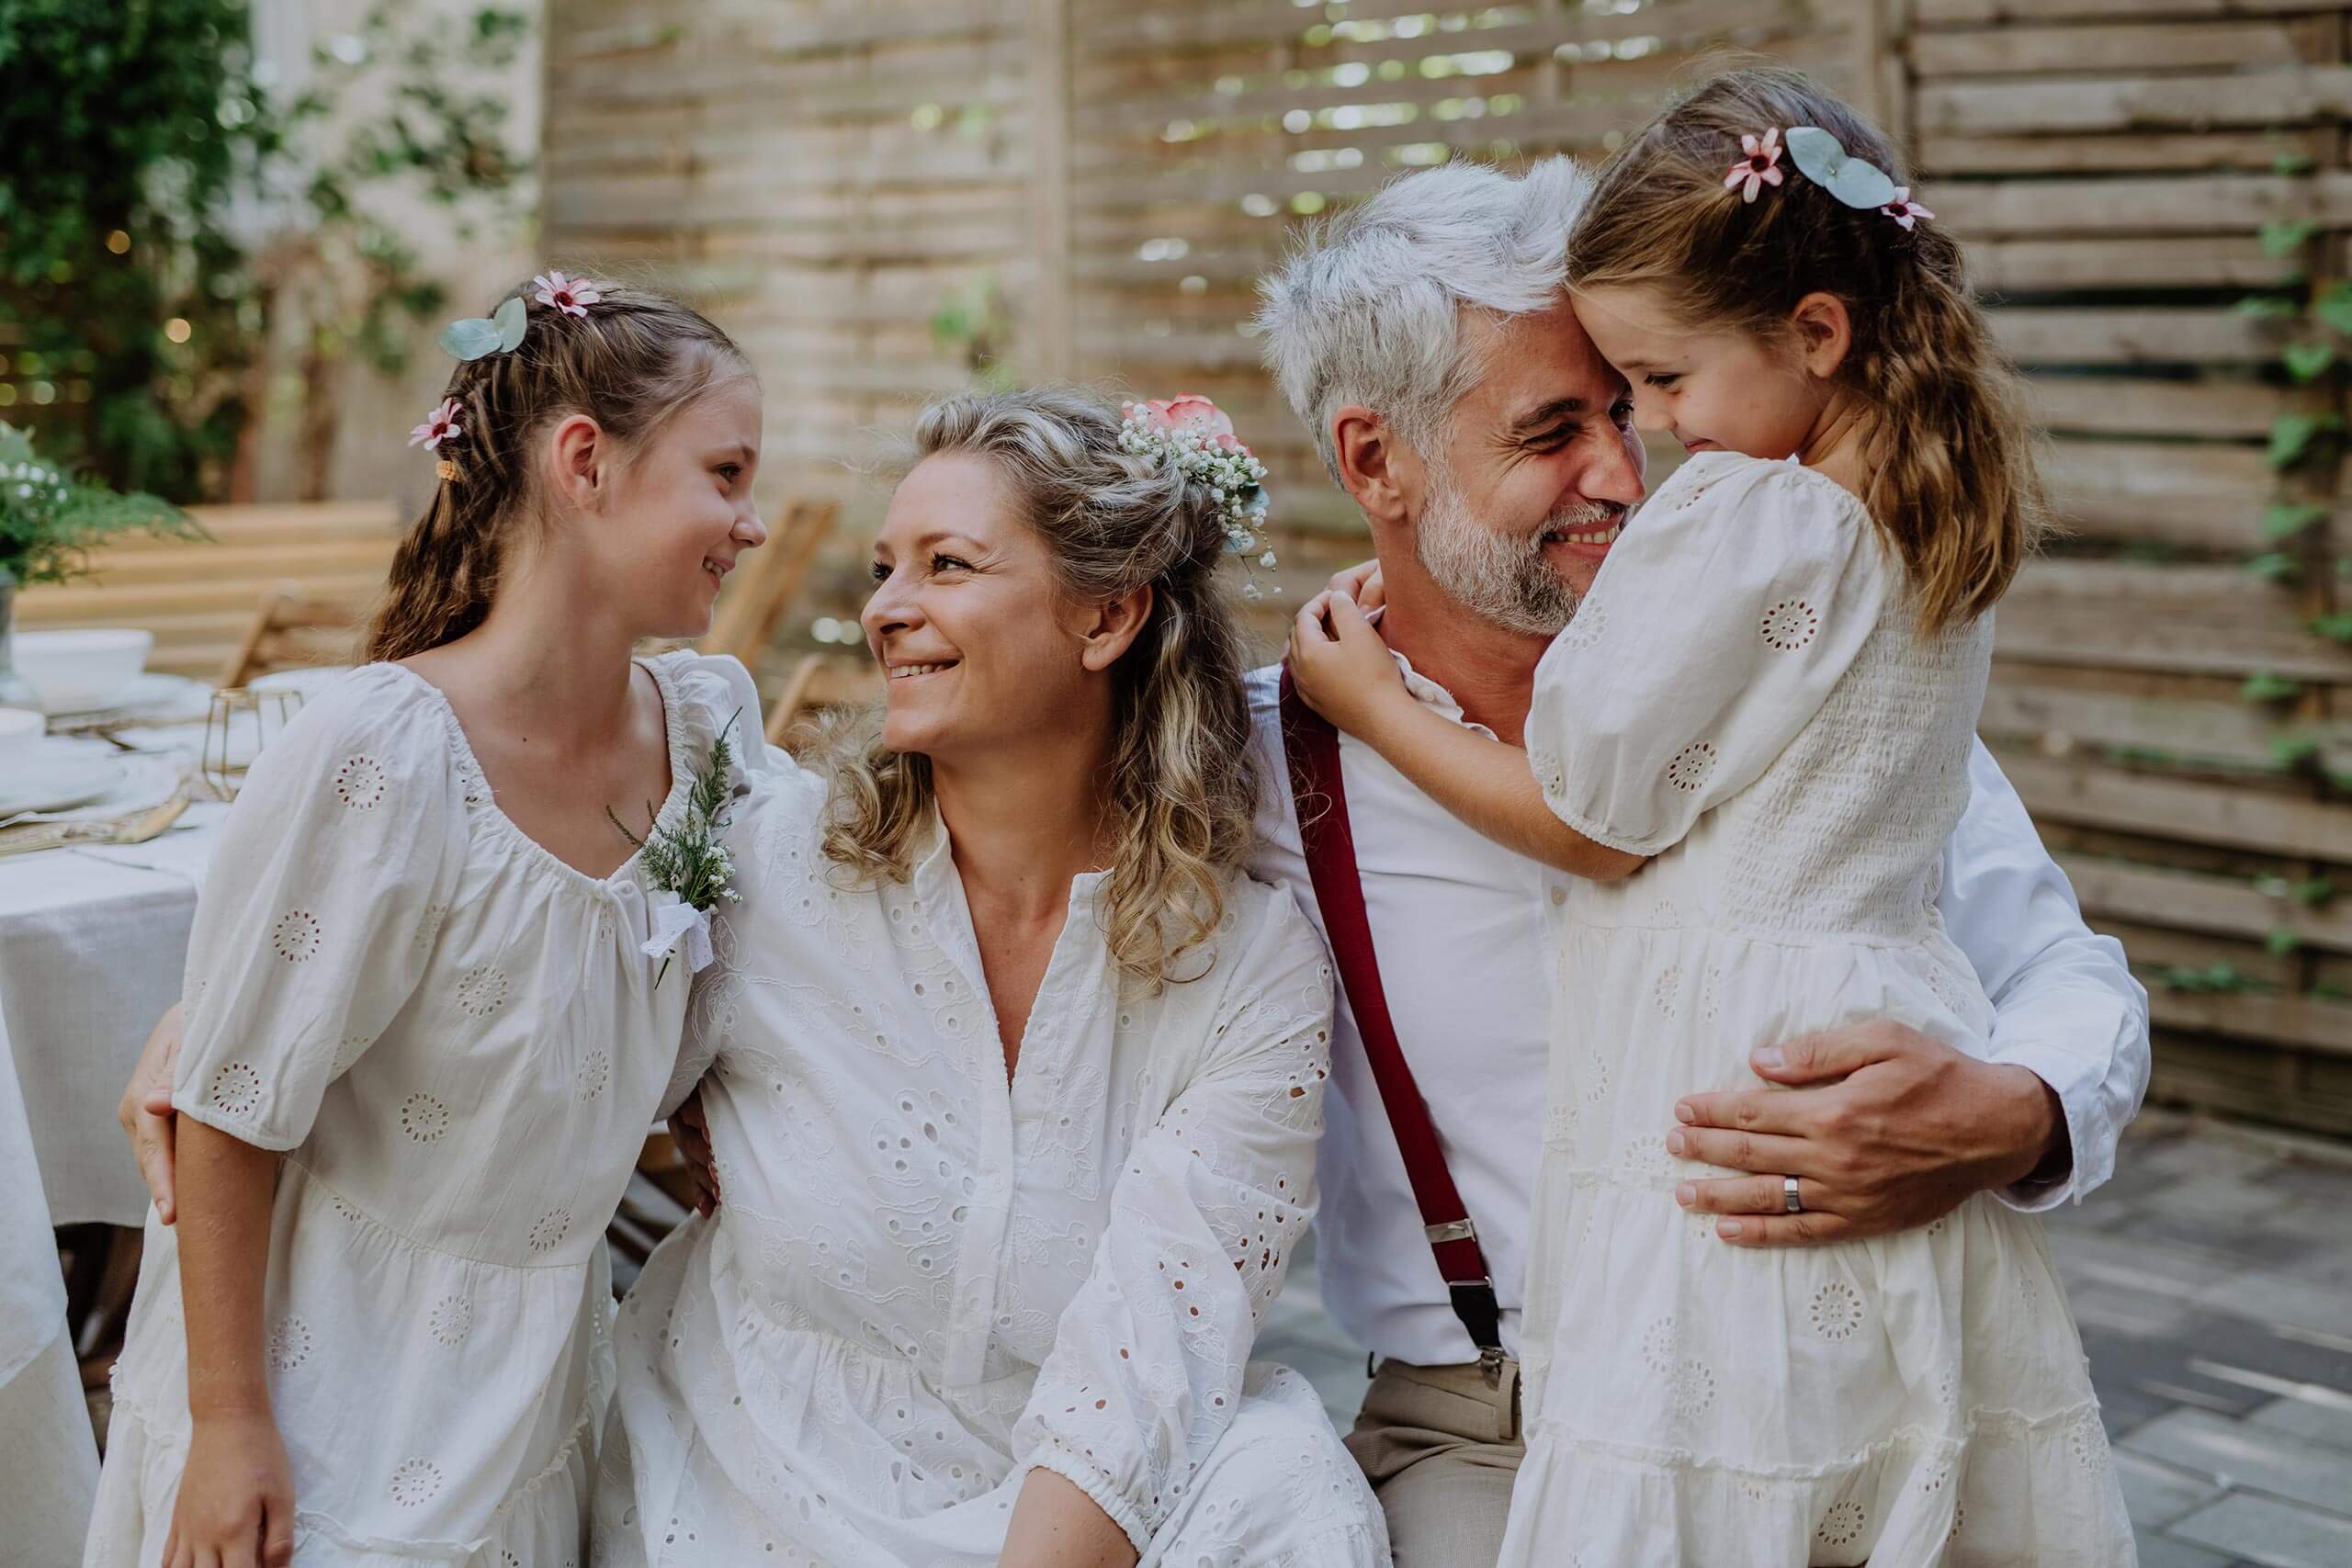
[86,650,762,1567]
[593,757,1389,1568]
[1498,453,2135,1566]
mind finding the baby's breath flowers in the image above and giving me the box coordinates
[1118,395,1278,600]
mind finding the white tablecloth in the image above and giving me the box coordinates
[0,1032,96,1562]
[0,804,225,1228]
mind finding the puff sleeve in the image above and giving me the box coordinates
[170,668,469,1151]
[1526,453,1894,856]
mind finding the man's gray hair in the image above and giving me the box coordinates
[1254,157,1595,484]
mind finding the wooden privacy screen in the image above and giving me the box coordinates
[1916,0,2352,1134]
[545,0,2352,1133]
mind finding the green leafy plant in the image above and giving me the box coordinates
[2154,963,2271,995]
[0,423,202,585]
[0,2,529,503]
[2243,668,2305,704]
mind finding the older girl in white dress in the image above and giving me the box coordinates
[595,389,1387,1568]
[1291,71,2133,1568]
[88,279,771,1567]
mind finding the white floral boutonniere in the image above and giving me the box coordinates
[609,710,743,985]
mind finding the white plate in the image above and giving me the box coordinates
[43,671,212,723]
[0,750,128,817]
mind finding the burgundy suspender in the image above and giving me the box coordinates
[1280,670,1505,1363]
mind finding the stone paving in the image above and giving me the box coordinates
[1258,1110,2352,1568]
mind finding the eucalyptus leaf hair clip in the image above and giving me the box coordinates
[440,295,529,361]
[1759,126,1935,231]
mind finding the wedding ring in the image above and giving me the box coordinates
[1782,1175,1804,1214]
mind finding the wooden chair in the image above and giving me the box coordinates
[216,581,364,689]
[699,498,838,668]
[765,652,886,747]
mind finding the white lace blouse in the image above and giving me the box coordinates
[90,651,762,1567]
[596,756,1340,1563]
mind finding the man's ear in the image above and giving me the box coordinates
[547,412,609,512]
[1331,405,1417,529]
[1076,581,1155,673]
[1789,292,1854,380]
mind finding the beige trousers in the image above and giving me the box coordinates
[1343,1358,1524,1568]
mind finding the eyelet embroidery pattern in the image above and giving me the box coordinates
[1816,1499,1866,1550]
[1671,1357,1717,1418]
[266,1316,311,1372]
[1651,965,1682,1020]
[427,1293,472,1347]
[333,754,387,808]
[577,1048,610,1101]
[414,902,448,953]
[272,909,322,963]
[2068,1410,2109,1472]
[1529,743,1567,801]
[389,1457,442,1506]
[528,1207,572,1253]
[1810,1280,1865,1341]
[1760,599,1819,651]
[1581,1047,1612,1106]
[1640,1315,1677,1372]
[1556,604,1608,653]
[1666,741,1716,794]
[455,963,508,1018]
[331,1033,373,1076]
[209,1062,263,1119]
[399,1092,449,1143]
[1700,965,1724,1023]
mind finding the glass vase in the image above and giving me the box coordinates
[0,567,39,710]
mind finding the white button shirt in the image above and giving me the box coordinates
[1243,658,2152,1369]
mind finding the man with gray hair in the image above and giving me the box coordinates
[1241,158,2149,1562]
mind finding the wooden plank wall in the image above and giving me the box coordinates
[1915,0,2352,1134]
[1061,0,1882,626]
[542,0,1044,686]
[537,0,2352,1133]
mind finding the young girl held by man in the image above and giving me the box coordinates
[1292,68,2137,1566]
[87,276,769,1567]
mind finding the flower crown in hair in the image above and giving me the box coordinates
[1118,395,1280,600]
[1726,126,1931,230]
[413,271,610,477]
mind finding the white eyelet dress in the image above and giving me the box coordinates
[1498,453,2135,1568]
[592,758,1389,1568]
[85,650,764,1568]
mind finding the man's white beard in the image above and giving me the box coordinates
[1412,468,1596,638]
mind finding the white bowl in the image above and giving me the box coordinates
[0,705,43,763]
[13,628,155,714]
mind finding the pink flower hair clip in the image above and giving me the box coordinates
[409,397,464,479]
[1881,186,1934,231]
[532,270,605,317]
[409,397,462,450]
[1724,129,1783,203]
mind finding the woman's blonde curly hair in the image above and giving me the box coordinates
[813,386,1262,993]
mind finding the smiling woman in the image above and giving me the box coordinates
[594,386,1390,1568]
[822,386,1265,991]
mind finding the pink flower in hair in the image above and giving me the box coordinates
[1881,186,1934,231]
[408,397,463,449]
[531,270,605,317]
[1724,129,1784,204]
[1133,394,1237,443]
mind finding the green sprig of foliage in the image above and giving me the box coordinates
[0,423,202,585]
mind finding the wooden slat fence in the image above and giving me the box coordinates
[540,0,2352,1134]
[1917,0,2352,1134]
